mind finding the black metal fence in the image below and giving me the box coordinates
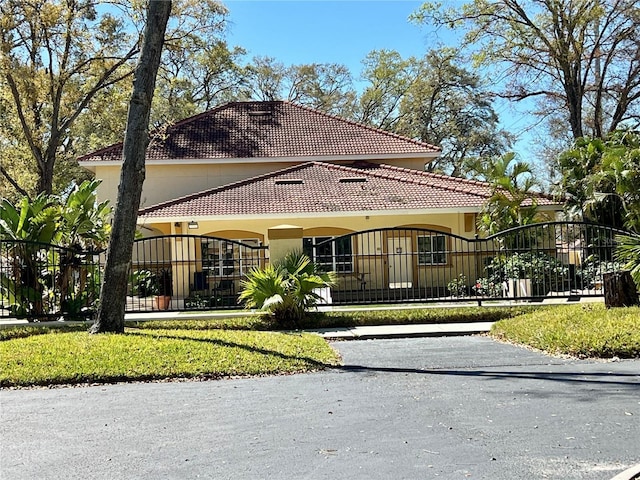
[316,222,625,305]
[0,240,103,320]
[0,223,631,319]
[126,235,268,312]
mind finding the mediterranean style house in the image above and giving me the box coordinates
[79,101,561,303]
[79,100,558,240]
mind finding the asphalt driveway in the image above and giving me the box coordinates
[1,336,639,480]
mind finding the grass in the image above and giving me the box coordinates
[490,303,640,358]
[0,327,340,388]
[3,303,639,388]
[315,305,539,328]
[126,305,539,331]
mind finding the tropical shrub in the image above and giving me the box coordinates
[446,273,468,297]
[472,153,543,236]
[239,251,337,328]
[576,255,622,289]
[472,277,503,297]
[614,234,640,288]
[557,131,640,231]
[130,270,156,297]
[0,181,110,320]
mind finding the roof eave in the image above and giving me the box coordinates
[78,151,441,168]
[137,207,485,224]
[137,202,564,224]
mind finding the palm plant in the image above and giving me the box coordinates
[614,234,640,287]
[239,251,337,328]
[0,181,111,319]
[0,194,60,316]
[59,180,111,250]
[474,152,541,236]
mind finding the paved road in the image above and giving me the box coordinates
[1,336,639,480]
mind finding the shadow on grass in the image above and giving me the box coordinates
[0,324,89,341]
[126,330,334,369]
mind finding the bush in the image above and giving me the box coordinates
[447,273,468,297]
[487,252,568,296]
[472,277,503,297]
[576,256,621,289]
[239,251,336,328]
[615,234,640,288]
[130,270,155,297]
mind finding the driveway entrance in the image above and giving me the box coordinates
[2,337,638,480]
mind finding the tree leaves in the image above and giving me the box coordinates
[412,0,640,140]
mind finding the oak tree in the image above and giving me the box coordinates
[0,0,228,196]
[91,0,171,334]
[358,48,511,176]
[412,0,640,140]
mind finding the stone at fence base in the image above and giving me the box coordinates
[603,270,639,308]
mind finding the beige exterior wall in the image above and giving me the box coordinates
[90,156,430,208]
[176,212,475,242]
[135,211,482,298]
[93,162,300,208]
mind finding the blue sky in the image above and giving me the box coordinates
[225,1,431,77]
[223,1,537,160]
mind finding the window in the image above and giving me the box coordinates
[303,236,353,273]
[417,235,447,265]
[238,239,262,274]
[202,239,262,276]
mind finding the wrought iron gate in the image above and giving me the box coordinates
[311,222,626,305]
[126,235,267,312]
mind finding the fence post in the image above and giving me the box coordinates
[267,225,303,264]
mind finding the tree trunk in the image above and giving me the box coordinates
[91,0,171,334]
[603,271,640,308]
[37,156,56,195]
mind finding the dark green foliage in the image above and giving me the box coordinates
[0,181,110,320]
[239,251,337,328]
[615,234,640,288]
[558,131,640,230]
[486,252,568,296]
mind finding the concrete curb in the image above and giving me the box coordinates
[610,465,640,480]
[308,322,495,339]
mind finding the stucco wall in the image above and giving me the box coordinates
[90,156,430,209]
[160,212,477,244]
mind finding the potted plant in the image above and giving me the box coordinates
[488,252,567,297]
[155,269,172,310]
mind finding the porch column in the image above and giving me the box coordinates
[267,224,303,264]
[169,233,193,300]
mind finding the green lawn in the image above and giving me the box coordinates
[490,303,640,358]
[126,305,539,331]
[0,327,340,388]
[2,303,639,388]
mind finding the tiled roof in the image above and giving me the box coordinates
[78,101,440,163]
[138,161,558,219]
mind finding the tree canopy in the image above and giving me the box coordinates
[241,56,358,118]
[357,48,512,176]
[0,0,229,196]
[412,0,640,141]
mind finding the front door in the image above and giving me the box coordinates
[387,237,413,288]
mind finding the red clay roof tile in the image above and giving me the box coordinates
[137,161,558,219]
[79,101,440,163]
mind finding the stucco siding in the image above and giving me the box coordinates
[92,157,431,209]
